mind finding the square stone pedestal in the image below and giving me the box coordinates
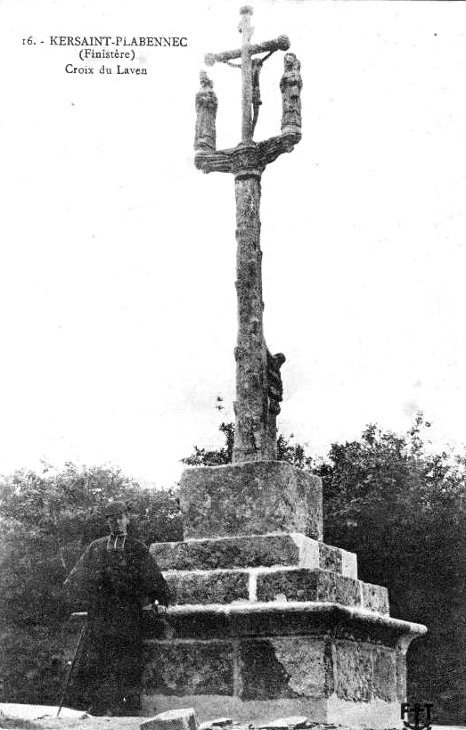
[143,462,426,728]
[180,461,323,541]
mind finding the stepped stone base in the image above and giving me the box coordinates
[151,534,386,614]
[142,603,425,729]
[143,462,427,728]
[159,567,388,614]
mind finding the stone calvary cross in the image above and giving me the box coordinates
[194,5,303,463]
[141,12,426,720]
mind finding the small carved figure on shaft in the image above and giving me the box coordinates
[267,350,286,416]
[265,350,286,459]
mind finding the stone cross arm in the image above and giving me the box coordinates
[194,132,301,175]
[204,35,290,66]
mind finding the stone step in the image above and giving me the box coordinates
[151,534,357,579]
[163,567,389,615]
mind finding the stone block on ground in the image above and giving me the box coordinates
[259,717,308,729]
[140,708,198,730]
[180,462,322,540]
[199,719,233,729]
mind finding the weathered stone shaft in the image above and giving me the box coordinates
[233,171,268,462]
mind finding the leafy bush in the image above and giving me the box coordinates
[0,463,182,704]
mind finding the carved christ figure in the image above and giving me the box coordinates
[267,350,286,417]
[195,71,218,152]
[251,57,264,134]
[280,52,303,133]
[266,350,286,459]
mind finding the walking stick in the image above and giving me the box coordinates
[57,622,87,717]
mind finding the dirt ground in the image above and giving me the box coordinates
[3,706,458,730]
[0,716,145,730]
[0,707,253,730]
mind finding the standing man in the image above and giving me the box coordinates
[63,500,171,716]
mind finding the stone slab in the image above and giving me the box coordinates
[165,571,249,605]
[361,582,390,615]
[143,641,234,696]
[372,647,398,702]
[258,717,307,729]
[142,601,425,645]
[179,462,323,540]
[318,544,342,573]
[152,535,357,579]
[140,709,198,730]
[333,640,373,702]
[255,569,361,608]
[199,718,232,729]
[152,535,303,572]
[163,567,388,613]
[148,634,393,703]
[341,548,358,579]
[238,637,333,700]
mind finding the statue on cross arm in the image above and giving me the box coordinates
[195,71,218,152]
[280,52,303,134]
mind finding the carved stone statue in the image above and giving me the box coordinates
[251,57,263,135]
[267,350,286,416]
[195,71,218,152]
[265,349,286,459]
[280,52,302,134]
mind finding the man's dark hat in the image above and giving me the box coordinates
[102,500,128,517]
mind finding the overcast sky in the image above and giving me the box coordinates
[1,0,466,487]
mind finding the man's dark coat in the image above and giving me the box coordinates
[64,533,170,715]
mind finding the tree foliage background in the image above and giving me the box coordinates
[0,415,465,722]
[321,416,466,723]
[0,464,182,705]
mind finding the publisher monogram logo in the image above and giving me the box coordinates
[401,702,433,730]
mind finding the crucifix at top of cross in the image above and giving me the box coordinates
[195,6,302,152]
[194,6,303,464]
[205,6,293,142]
